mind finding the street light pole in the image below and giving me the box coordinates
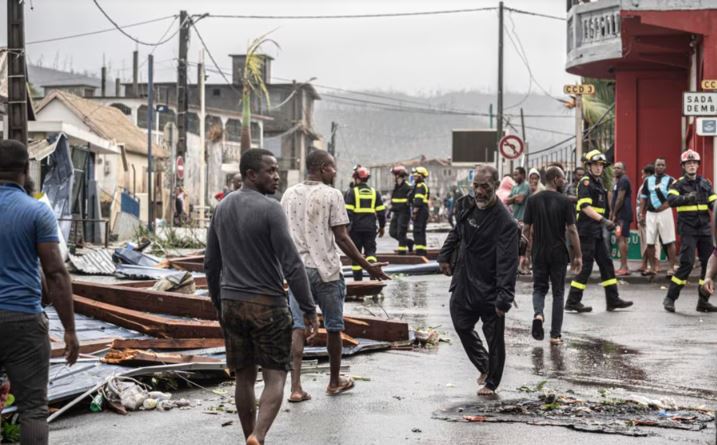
[147,55,155,232]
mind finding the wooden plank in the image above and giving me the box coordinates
[346,280,386,297]
[111,338,225,350]
[72,281,217,320]
[392,248,439,260]
[72,295,223,339]
[170,260,203,272]
[102,349,221,366]
[306,329,359,347]
[51,338,115,358]
[341,254,429,266]
[341,314,409,342]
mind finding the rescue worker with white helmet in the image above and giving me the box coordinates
[663,149,717,312]
[389,165,413,254]
[410,166,430,257]
[565,150,634,313]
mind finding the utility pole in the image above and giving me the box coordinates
[198,49,206,226]
[147,54,155,232]
[101,65,107,97]
[520,107,527,168]
[7,0,27,145]
[496,1,505,173]
[176,10,189,182]
[328,121,338,156]
[575,95,584,167]
[132,50,139,97]
[489,104,494,129]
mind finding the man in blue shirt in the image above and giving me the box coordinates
[0,140,78,444]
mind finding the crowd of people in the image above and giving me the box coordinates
[4,138,717,444]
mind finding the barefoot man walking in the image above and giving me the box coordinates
[437,165,519,396]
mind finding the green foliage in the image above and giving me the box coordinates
[1,420,20,443]
[517,380,548,393]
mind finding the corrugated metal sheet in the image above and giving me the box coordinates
[68,249,116,275]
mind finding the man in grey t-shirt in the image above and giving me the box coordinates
[205,149,318,445]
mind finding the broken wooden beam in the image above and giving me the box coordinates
[72,281,217,320]
[111,338,225,351]
[72,295,222,339]
[392,248,440,260]
[340,314,409,342]
[306,329,359,348]
[102,349,221,366]
[50,338,115,358]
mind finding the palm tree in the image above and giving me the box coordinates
[240,33,279,153]
[581,78,615,154]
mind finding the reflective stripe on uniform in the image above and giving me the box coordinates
[592,207,606,214]
[601,278,618,287]
[415,245,427,250]
[397,246,408,251]
[345,204,355,210]
[375,205,386,211]
[676,204,709,212]
[699,279,705,286]
[353,186,378,214]
[709,194,717,203]
[671,275,687,286]
[391,198,408,203]
[366,256,377,263]
[576,197,593,209]
[668,189,680,196]
[351,265,363,271]
[570,281,587,290]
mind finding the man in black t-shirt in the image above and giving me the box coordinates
[523,166,582,344]
[610,162,632,275]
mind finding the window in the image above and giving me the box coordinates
[110,103,132,116]
[213,88,221,97]
[225,119,242,142]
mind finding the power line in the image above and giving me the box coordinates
[92,1,181,46]
[190,21,243,99]
[505,7,565,22]
[26,15,176,46]
[206,7,496,20]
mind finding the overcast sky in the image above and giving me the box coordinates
[3,0,577,96]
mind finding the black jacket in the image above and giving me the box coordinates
[667,175,716,236]
[345,183,386,232]
[576,173,609,238]
[437,195,519,312]
[390,182,412,214]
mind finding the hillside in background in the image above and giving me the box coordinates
[313,90,574,187]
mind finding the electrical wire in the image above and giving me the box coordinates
[505,7,566,22]
[26,15,176,46]
[92,0,182,46]
[189,22,243,98]
[206,7,496,20]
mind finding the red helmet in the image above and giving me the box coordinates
[680,149,701,164]
[355,166,370,180]
[390,165,408,177]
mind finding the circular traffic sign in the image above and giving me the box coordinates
[499,135,525,160]
[176,156,185,180]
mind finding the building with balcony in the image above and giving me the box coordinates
[567,0,717,182]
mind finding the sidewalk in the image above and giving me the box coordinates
[516,259,706,285]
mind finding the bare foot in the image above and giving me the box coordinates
[550,337,563,346]
[246,435,261,445]
[477,386,495,396]
[477,372,488,386]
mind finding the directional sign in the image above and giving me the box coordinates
[563,84,595,95]
[499,135,525,160]
[701,80,717,90]
[176,156,185,180]
[683,92,717,116]
[697,118,717,136]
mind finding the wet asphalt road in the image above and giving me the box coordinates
[50,270,717,445]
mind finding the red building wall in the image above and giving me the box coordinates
[615,70,687,186]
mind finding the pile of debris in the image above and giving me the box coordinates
[434,391,715,437]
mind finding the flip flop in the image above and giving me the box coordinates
[531,316,544,341]
[288,391,312,403]
[326,377,355,396]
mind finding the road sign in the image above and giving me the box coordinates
[683,92,717,116]
[176,156,185,180]
[702,80,717,90]
[563,84,595,95]
[697,118,717,136]
[499,135,525,160]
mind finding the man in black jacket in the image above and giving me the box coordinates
[437,165,519,396]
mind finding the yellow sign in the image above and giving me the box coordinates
[563,84,596,95]
[702,79,717,90]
